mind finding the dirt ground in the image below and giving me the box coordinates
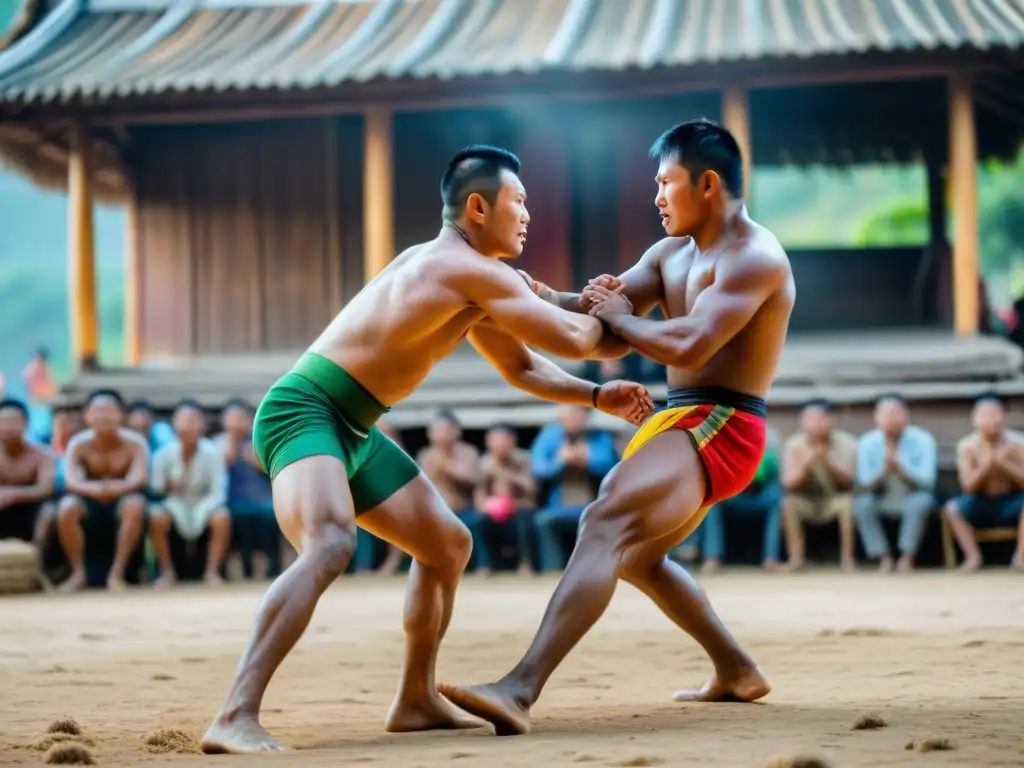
[1,571,1022,767]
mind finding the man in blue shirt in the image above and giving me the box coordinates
[531,405,617,571]
[854,395,937,572]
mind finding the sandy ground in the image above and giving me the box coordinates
[1,571,1023,767]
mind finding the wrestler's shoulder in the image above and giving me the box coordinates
[646,236,693,261]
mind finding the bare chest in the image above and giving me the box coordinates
[81,444,135,479]
[661,246,715,318]
[0,451,40,486]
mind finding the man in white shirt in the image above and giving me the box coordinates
[149,399,231,587]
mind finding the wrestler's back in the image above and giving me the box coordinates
[662,224,794,397]
[307,239,486,404]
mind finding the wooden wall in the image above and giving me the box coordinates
[130,117,364,360]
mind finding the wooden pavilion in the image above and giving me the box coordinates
[1,0,1023,439]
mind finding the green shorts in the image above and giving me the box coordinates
[252,353,420,515]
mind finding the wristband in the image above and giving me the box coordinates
[592,385,601,408]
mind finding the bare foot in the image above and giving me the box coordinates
[896,554,914,573]
[516,562,534,576]
[672,666,771,703]
[438,682,531,736]
[201,714,286,754]
[204,571,225,587]
[840,556,857,573]
[701,558,721,575]
[59,570,87,593]
[1010,552,1024,571]
[154,572,176,590]
[106,574,127,592]
[384,692,483,732]
[762,558,782,572]
[959,555,982,573]
[878,556,895,573]
[783,559,805,573]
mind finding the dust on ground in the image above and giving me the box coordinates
[0,571,1022,767]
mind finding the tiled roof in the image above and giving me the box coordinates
[1,0,1023,103]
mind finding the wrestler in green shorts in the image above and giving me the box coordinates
[252,353,421,515]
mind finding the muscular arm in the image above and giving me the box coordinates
[598,251,786,369]
[468,319,601,407]
[457,260,605,359]
[1,450,56,504]
[957,442,989,493]
[63,435,106,498]
[781,443,813,491]
[998,445,1024,487]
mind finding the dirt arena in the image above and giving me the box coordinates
[0,571,1022,767]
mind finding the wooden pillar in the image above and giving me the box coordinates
[722,85,752,204]
[68,124,99,372]
[363,106,394,282]
[948,74,980,336]
[123,189,142,366]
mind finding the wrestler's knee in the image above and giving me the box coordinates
[444,516,473,572]
[577,497,631,552]
[149,507,172,535]
[57,495,85,523]
[618,546,665,586]
[305,522,357,586]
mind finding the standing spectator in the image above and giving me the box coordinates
[475,424,536,573]
[700,428,783,572]
[854,395,937,573]
[944,395,1024,571]
[149,400,231,587]
[781,400,858,571]
[417,410,489,573]
[57,389,149,591]
[21,348,57,402]
[531,406,617,571]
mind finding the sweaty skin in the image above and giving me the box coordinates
[440,206,795,735]
[200,220,655,754]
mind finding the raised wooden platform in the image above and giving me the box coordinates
[59,331,1024,453]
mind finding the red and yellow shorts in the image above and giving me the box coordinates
[622,387,768,526]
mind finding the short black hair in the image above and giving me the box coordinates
[489,422,515,435]
[974,391,1004,407]
[174,398,205,416]
[648,118,743,197]
[126,399,154,415]
[223,397,254,414]
[875,393,906,407]
[86,388,125,409]
[0,398,29,419]
[434,408,461,428]
[801,398,831,413]
[440,145,521,222]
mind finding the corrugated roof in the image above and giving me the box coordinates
[1,0,1023,103]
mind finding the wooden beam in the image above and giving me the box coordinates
[721,85,752,203]
[123,185,141,366]
[362,106,394,282]
[948,74,980,337]
[67,123,99,371]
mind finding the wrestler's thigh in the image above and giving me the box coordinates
[592,429,707,548]
[271,455,357,553]
[358,474,472,570]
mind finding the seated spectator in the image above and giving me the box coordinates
[149,400,231,587]
[126,399,177,453]
[854,395,937,573]
[216,399,278,579]
[50,405,85,457]
[369,420,406,575]
[0,399,56,544]
[57,389,149,591]
[532,405,617,572]
[417,410,489,573]
[701,427,783,572]
[944,395,1024,571]
[781,400,858,571]
[475,424,536,574]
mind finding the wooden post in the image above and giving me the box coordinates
[68,124,99,372]
[123,188,142,366]
[948,74,980,336]
[363,106,394,282]
[722,85,752,204]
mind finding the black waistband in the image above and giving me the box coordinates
[666,387,767,418]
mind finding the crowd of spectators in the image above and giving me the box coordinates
[0,379,1022,590]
